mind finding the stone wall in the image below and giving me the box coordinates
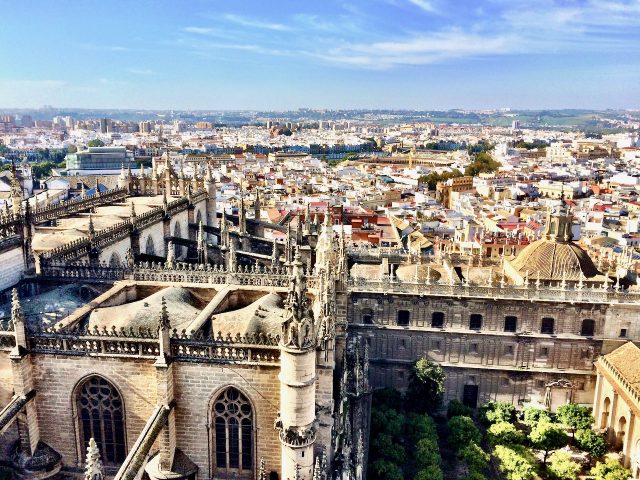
[347,292,609,408]
[0,245,25,292]
[172,362,281,477]
[31,354,158,468]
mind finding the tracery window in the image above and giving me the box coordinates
[77,376,126,465]
[213,388,253,476]
[145,235,155,255]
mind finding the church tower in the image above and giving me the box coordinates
[277,251,317,480]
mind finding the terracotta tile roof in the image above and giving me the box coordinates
[603,342,640,398]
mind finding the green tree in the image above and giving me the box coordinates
[464,152,500,177]
[31,161,57,179]
[575,429,608,458]
[414,465,443,480]
[487,421,526,446]
[67,144,78,153]
[460,441,489,472]
[448,416,481,450]
[405,359,446,414]
[547,451,581,480]
[556,404,593,439]
[369,459,404,480]
[494,445,537,480]
[463,472,487,480]
[371,407,404,438]
[371,433,407,464]
[529,422,569,464]
[479,401,516,424]
[522,406,551,428]
[418,169,463,190]
[415,437,441,469]
[447,399,474,419]
[88,139,105,147]
[590,458,632,480]
[405,413,437,444]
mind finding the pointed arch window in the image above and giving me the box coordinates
[145,235,155,255]
[77,376,126,465]
[213,388,253,476]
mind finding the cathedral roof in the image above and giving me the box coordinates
[211,292,284,337]
[508,238,600,281]
[88,286,199,331]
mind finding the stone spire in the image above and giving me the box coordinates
[11,288,24,329]
[271,241,279,267]
[162,189,169,215]
[303,203,311,236]
[84,438,105,480]
[10,162,22,216]
[130,202,137,224]
[117,163,128,190]
[254,188,261,221]
[281,248,314,350]
[166,241,176,268]
[205,164,217,227]
[157,297,171,362]
[88,215,96,239]
[220,209,229,249]
[197,221,208,265]
[258,458,267,480]
[238,192,247,235]
[227,239,237,273]
[312,456,322,480]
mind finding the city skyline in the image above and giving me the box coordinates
[0,0,639,110]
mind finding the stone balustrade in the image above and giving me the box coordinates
[25,324,281,365]
[348,276,640,305]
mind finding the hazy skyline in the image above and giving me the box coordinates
[1,0,638,110]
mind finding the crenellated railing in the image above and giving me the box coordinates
[348,276,640,305]
[24,324,281,365]
[130,262,294,288]
[30,187,128,224]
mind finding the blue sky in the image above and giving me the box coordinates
[0,0,638,110]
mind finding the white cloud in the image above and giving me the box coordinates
[222,14,290,31]
[313,30,516,68]
[127,68,154,75]
[407,0,437,13]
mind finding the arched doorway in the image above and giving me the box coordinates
[617,416,627,450]
[462,379,479,408]
[75,376,126,466]
[211,387,254,478]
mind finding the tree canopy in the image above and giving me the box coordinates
[529,421,569,464]
[405,358,446,413]
[88,139,105,147]
[418,169,463,191]
[464,152,500,177]
[556,404,593,438]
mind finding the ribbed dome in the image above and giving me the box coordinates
[509,239,600,281]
